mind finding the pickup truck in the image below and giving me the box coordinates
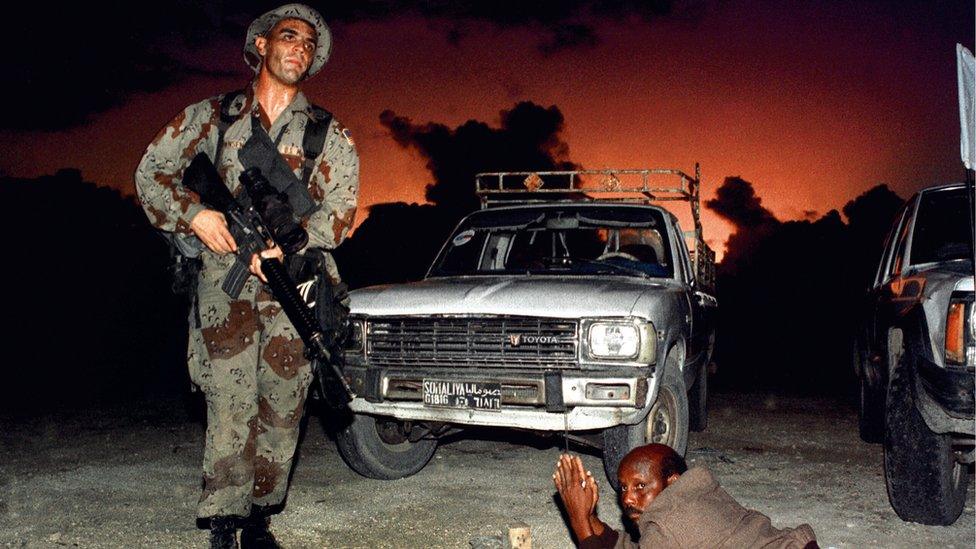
[854,182,974,525]
[336,168,717,485]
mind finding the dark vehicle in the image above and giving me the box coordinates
[854,182,975,525]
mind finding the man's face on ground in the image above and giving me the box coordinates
[255,18,317,85]
[618,459,668,522]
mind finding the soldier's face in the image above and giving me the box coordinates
[255,18,317,85]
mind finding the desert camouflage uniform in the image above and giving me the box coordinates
[135,85,358,519]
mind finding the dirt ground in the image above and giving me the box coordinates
[0,392,972,548]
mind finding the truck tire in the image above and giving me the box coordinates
[336,414,437,480]
[688,363,708,432]
[883,356,969,525]
[602,356,688,490]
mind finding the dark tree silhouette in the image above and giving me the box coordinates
[707,177,904,395]
[335,203,457,289]
[0,170,187,410]
[843,184,904,287]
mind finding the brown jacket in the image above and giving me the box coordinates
[583,467,817,549]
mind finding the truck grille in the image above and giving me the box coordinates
[366,316,579,368]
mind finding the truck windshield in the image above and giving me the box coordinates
[911,187,974,266]
[429,206,674,278]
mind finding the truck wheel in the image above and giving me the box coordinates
[335,414,437,480]
[602,357,688,490]
[688,363,708,432]
[883,356,969,525]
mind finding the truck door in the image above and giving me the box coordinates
[868,196,919,380]
[675,223,711,376]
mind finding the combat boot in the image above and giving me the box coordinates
[240,515,281,549]
[209,517,238,549]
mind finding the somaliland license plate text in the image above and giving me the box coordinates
[422,380,501,411]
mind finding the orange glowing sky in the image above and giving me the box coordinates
[0,1,971,256]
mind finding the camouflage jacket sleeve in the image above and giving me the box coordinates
[134,97,221,234]
[303,117,360,250]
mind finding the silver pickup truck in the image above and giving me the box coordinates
[336,168,717,485]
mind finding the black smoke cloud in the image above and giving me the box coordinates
[336,101,577,288]
[706,175,778,228]
[706,177,904,393]
[842,184,905,277]
[705,176,780,273]
[379,101,577,213]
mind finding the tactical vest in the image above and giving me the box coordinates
[167,90,334,294]
[216,89,333,196]
[218,91,350,353]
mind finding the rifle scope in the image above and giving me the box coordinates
[240,168,309,255]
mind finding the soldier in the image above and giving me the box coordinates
[135,4,358,548]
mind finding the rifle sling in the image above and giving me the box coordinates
[212,89,334,212]
[216,90,333,220]
[301,106,333,189]
[239,116,316,218]
[215,90,243,166]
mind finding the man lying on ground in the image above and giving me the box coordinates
[553,444,819,548]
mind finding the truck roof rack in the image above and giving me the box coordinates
[475,166,715,290]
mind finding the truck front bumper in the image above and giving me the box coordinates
[915,357,975,436]
[348,399,650,430]
[343,366,656,431]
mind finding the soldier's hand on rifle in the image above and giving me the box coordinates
[250,245,284,283]
[190,209,237,255]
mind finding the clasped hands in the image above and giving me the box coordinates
[553,454,605,541]
[190,209,283,282]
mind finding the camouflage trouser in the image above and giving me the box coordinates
[188,265,313,519]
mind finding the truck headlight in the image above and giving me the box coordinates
[344,318,365,352]
[945,294,974,367]
[584,320,656,362]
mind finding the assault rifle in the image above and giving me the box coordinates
[182,152,354,410]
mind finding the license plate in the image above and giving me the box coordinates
[422,379,502,411]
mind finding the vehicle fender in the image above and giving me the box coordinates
[668,338,697,389]
[917,270,973,368]
[627,342,685,426]
[886,327,904,379]
[886,309,970,435]
[631,285,690,364]
[885,281,933,371]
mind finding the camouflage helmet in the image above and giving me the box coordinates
[244,3,332,78]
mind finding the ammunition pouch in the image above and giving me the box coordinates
[160,232,204,297]
[161,232,204,328]
[171,254,203,296]
[170,232,205,258]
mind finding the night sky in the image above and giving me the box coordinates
[0,0,973,254]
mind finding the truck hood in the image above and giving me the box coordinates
[349,276,671,319]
